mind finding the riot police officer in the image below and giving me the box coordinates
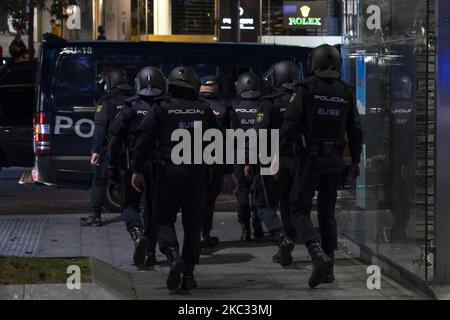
[131,66,218,290]
[231,72,264,242]
[199,75,233,248]
[108,66,166,266]
[247,61,300,266]
[81,66,133,227]
[280,45,363,288]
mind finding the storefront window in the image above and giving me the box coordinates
[340,0,435,281]
[171,0,215,35]
[139,0,146,36]
[147,0,154,34]
[67,0,93,40]
[131,0,138,37]
[262,0,341,36]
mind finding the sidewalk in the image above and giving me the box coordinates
[0,212,428,300]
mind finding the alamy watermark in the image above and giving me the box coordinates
[170,121,279,175]
[366,265,381,290]
[66,265,81,290]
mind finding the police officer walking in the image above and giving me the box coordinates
[231,72,264,241]
[248,61,300,266]
[81,67,133,227]
[280,45,363,288]
[199,75,234,248]
[108,67,166,266]
[131,66,218,290]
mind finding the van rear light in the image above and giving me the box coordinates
[34,112,51,155]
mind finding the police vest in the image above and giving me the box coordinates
[301,78,353,146]
[158,97,212,164]
[261,90,293,130]
[97,89,130,123]
[123,96,153,151]
[231,98,259,130]
[201,97,231,130]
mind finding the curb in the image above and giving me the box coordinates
[90,257,137,300]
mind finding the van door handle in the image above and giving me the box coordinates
[72,106,96,113]
[1,127,12,133]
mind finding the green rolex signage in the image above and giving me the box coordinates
[283,1,328,29]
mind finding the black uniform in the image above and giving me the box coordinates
[281,75,362,279]
[200,95,233,238]
[255,87,297,240]
[134,95,218,282]
[231,97,260,229]
[90,88,132,215]
[109,95,156,245]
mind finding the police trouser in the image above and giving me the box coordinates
[120,164,157,248]
[233,164,255,224]
[120,168,142,229]
[143,162,157,248]
[279,156,298,241]
[290,155,343,255]
[90,147,109,213]
[252,173,282,233]
[203,165,224,235]
[156,165,207,266]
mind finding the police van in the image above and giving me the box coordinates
[33,35,311,211]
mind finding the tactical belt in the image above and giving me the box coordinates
[307,141,343,157]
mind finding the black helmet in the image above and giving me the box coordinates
[135,66,166,97]
[236,72,262,99]
[264,61,299,90]
[100,66,130,91]
[167,66,201,95]
[310,44,342,79]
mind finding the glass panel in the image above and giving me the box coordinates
[139,0,146,36]
[262,0,341,36]
[341,0,435,281]
[131,0,139,37]
[73,0,93,40]
[171,0,215,35]
[147,0,154,34]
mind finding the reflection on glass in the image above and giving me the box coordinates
[341,0,435,281]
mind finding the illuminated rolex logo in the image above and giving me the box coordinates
[288,5,322,26]
[300,5,311,17]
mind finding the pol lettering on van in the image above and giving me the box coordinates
[54,115,95,138]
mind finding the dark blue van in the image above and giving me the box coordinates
[33,36,312,210]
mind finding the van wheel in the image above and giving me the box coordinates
[103,181,121,213]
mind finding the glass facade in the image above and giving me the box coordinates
[262,0,341,36]
[340,0,436,281]
[171,0,215,35]
[131,0,154,37]
[131,0,215,38]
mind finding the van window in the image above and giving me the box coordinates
[53,55,98,111]
[47,44,309,112]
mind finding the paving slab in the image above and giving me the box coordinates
[0,212,430,300]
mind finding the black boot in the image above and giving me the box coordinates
[272,230,294,267]
[128,225,150,267]
[201,232,220,248]
[145,252,157,266]
[307,242,333,288]
[181,264,198,290]
[240,222,252,242]
[323,252,335,284]
[165,246,186,290]
[252,213,264,239]
[80,212,101,227]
